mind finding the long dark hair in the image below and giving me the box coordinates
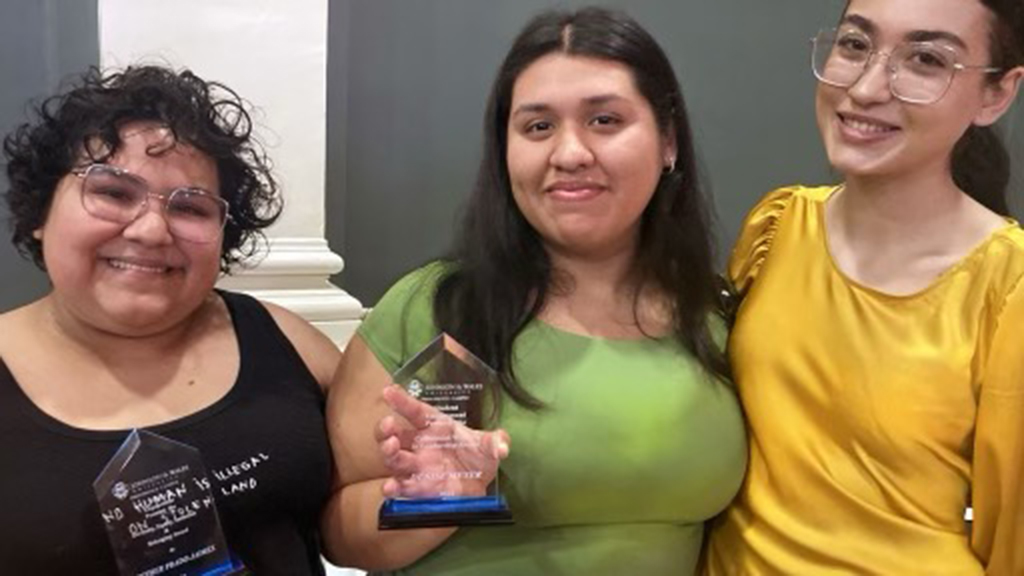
[433,7,728,411]
[950,0,1024,215]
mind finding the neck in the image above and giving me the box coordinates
[545,240,641,301]
[825,161,1008,295]
[540,236,671,338]
[37,295,208,365]
[835,163,966,244]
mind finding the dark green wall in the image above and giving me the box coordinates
[326,1,1024,304]
[0,0,99,310]
[2,1,1021,311]
[327,0,844,303]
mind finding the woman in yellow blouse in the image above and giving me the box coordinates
[705,0,1024,574]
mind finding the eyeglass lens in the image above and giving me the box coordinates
[812,29,956,104]
[81,165,227,242]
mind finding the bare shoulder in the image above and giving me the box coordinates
[0,311,12,359]
[966,195,1013,237]
[261,300,342,392]
[0,302,41,360]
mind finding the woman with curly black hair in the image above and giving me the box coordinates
[0,65,339,575]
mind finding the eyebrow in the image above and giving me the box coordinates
[92,165,148,186]
[841,14,969,52]
[511,93,627,117]
[91,165,219,196]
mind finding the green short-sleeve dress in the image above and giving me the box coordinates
[358,263,747,575]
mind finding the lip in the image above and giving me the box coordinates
[102,256,180,275]
[544,180,608,201]
[835,112,901,143]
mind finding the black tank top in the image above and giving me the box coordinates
[0,290,331,575]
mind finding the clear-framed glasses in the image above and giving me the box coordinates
[810,28,1002,105]
[71,163,231,243]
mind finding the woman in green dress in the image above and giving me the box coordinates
[322,7,747,575]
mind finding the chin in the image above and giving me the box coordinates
[825,144,905,180]
[95,294,188,333]
[108,310,177,335]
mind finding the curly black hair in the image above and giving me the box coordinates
[2,65,281,272]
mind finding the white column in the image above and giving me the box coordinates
[98,0,363,347]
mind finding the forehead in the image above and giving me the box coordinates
[843,0,993,52]
[510,53,644,105]
[97,121,218,186]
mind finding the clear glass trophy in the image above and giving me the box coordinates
[94,430,248,576]
[378,333,514,530]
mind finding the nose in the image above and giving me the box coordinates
[121,196,174,245]
[847,52,894,105]
[549,125,595,171]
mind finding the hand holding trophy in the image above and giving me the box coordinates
[376,333,514,530]
[378,384,510,500]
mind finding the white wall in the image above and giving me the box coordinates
[99,0,363,347]
[98,1,364,573]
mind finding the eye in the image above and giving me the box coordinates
[589,114,621,127]
[835,31,871,58]
[524,120,554,134]
[905,47,950,70]
[167,191,219,220]
[88,183,139,206]
[169,202,210,218]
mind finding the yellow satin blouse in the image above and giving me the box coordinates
[705,186,1024,575]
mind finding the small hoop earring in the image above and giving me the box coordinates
[663,159,676,174]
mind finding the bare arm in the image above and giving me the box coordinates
[263,301,342,391]
[320,335,457,570]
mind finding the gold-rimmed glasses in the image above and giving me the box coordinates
[72,163,230,243]
[811,28,1002,105]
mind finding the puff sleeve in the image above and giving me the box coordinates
[972,275,1024,575]
[727,187,797,295]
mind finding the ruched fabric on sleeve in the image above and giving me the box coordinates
[706,185,1024,575]
[972,273,1024,575]
[727,187,797,295]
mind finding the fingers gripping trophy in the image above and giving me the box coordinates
[377,334,512,530]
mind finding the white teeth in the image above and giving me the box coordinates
[108,259,169,274]
[842,116,896,134]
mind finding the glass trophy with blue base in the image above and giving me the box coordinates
[378,333,514,530]
[94,430,249,576]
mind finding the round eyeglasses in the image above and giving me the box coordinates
[810,28,1002,105]
[72,163,231,243]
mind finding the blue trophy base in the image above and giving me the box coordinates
[379,496,514,530]
[204,561,250,575]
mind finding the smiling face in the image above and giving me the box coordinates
[36,121,223,337]
[506,53,674,260]
[816,0,1009,182]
